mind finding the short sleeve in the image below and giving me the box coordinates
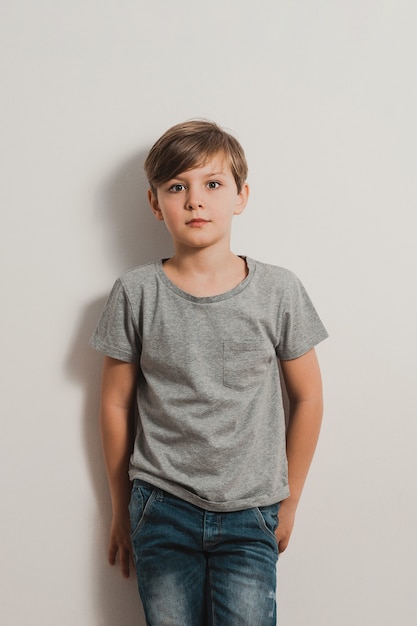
[276,273,328,360]
[90,279,140,362]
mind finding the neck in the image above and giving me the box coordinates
[162,245,247,298]
[168,244,238,276]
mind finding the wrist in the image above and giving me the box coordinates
[110,484,132,514]
[281,495,299,512]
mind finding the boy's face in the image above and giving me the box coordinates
[148,154,249,252]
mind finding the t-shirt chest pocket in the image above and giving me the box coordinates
[223,340,274,390]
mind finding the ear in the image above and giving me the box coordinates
[234,182,249,216]
[148,189,164,221]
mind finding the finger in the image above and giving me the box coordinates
[120,547,131,579]
[278,537,289,553]
[108,541,118,566]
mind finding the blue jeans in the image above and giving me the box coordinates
[129,480,279,626]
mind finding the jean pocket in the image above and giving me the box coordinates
[129,480,157,539]
[223,340,274,390]
[254,503,280,539]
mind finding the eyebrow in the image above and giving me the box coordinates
[169,171,227,181]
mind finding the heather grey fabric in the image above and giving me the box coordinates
[91,257,328,512]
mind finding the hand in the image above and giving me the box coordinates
[275,499,297,554]
[108,513,133,578]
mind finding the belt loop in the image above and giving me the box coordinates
[155,489,164,502]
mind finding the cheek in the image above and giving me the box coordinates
[160,212,181,233]
[158,203,180,224]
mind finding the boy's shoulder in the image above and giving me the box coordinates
[118,259,161,287]
[249,257,299,284]
[248,258,309,304]
[110,261,163,306]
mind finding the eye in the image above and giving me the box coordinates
[168,183,186,193]
[207,181,221,189]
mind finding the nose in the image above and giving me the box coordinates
[185,188,203,211]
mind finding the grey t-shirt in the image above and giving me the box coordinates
[91,257,328,512]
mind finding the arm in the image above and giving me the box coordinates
[276,348,323,553]
[99,356,137,578]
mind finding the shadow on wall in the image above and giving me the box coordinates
[100,149,173,273]
[66,151,173,626]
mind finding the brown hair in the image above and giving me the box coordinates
[144,120,248,194]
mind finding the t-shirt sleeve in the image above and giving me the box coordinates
[90,278,140,362]
[276,272,328,360]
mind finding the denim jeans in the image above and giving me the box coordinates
[129,480,279,626]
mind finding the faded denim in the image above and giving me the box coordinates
[129,480,279,626]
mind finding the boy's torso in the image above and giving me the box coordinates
[91,257,328,511]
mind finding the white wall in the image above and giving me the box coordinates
[1,1,416,624]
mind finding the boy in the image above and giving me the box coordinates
[91,120,328,625]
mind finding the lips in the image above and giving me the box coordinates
[186,218,210,226]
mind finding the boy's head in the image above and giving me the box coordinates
[144,120,248,194]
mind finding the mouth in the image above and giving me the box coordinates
[186,218,210,226]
